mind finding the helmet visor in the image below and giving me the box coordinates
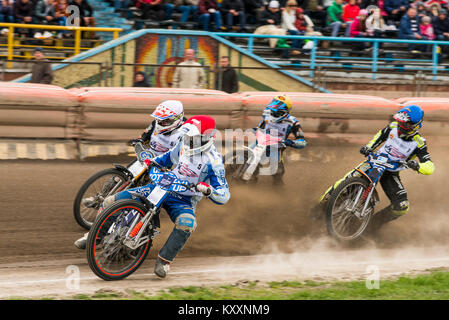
[397,120,420,133]
[267,99,287,111]
[157,118,176,127]
[183,134,210,150]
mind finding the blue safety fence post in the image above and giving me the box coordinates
[372,41,378,80]
[248,36,254,54]
[309,38,318,78]
[432,43,438,81]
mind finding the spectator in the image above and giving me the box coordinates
[14,0,34,24]
[164,0,198,23]
[420,15,435,38]
[428,3,442,20]
[297,0,327,27]
[136,0,165,20]
[0,0,15,23]
[399,7,425,53]
[69,0,94,26]
[343,0,360,37]
[198,0,223,31]
[214,56,238,93]
[326,0,346,37]
[366,6,395,33]
[54,0,73,38]
[295,7,323,36]
[220,0,246,31]
[35,0,58,24]
[30,47,54,84]
[172,48,205,89]
[384,0,409,24]
[349,9,380,50]
[14,0,34,37]
[433,9,449,40]
[281,0,302,50]
[411,1,427,19]
[243,0,263,25]
[254,0,287,48]
[133,71,151,87]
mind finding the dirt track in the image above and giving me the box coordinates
[0,137,448,299]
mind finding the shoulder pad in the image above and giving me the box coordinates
[413,134,426,148]
[389,122,398,129]
[285,114,298,124]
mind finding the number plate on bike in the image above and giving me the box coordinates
[147,186,166,206]
[128,161,146,177]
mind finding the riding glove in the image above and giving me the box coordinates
[407,160,420,172]
[196,182,212,196]
[360,146,372,156]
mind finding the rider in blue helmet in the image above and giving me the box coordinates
[255,94,307,184]
[311,105,435,231]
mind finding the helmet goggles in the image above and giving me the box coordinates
[267,99,288,118]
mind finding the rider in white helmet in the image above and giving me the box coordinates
[131,100,186,157]
[74,100,186,250]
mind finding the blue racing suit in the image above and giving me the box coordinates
[110,141,230,263]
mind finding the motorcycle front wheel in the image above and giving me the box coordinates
[73,168,129,230]
[325,177,375,242]
[86,199,152,281]
[224,149,258,183]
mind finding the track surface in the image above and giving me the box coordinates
[1,139,448,299]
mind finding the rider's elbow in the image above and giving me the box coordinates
[209,189,230,205]
[418,161,435,175]
[293,139,307,149]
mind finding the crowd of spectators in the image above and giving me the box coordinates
[0,0,95,38]
[117,0,449,53]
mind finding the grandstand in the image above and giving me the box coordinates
[2,0,449,97]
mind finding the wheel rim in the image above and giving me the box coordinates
[330,181,373,240]
[79,174,127,227]
[93,206,149,277]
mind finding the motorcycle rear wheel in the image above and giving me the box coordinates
[86,200,152,281]
[326,177,375,241]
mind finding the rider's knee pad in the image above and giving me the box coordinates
[391,200,409,216]
[175,213,197,233]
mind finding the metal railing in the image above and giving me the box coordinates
[0,23,122,68]
[212,32,449,80]
[5,59,449,96]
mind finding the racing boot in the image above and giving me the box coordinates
[154,256,171,278]
[82,197,97,208]
[74,232,88,250]
[154,227,192,278]
[367,206,401,236]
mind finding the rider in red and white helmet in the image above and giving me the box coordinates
[180,115,217,157]
[88,115,230,278]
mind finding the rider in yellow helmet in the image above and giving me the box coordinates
[254,94,307,184]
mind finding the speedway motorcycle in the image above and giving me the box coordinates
[225,128,284,182]
[86,164,197,281]
[73,142,154,230]
[325,152,409,242]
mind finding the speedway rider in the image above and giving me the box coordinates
[130,100,186,157]
[255,94,307,183]
[75,100,186,249]
[89,115,230,278]
[311,105,435,231]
